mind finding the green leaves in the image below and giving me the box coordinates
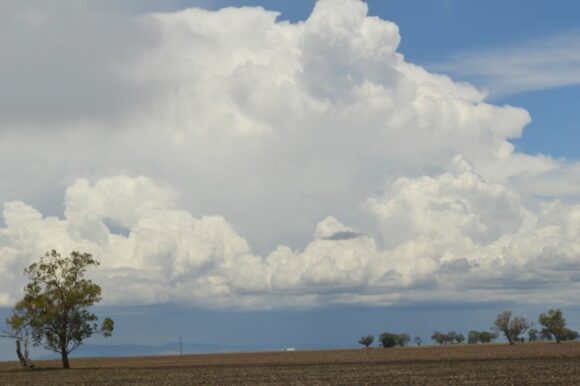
[493,310,530,345]
[539,309,578,343]
[101,318,114,338]
[358,335,374,348]
[7,250,114,368]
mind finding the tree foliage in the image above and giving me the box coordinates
[540,328,553,341]
[379,332,410,348]
[493,311,530,345]
[539,309,565,343]
[538,309,578,344]
[528,328,539,342]
[562,329,579,341]
[395,333,411,347]
[478,331,496,343]
[479,331,497,343]
[447,331,464,344]
[6,250,114,368]
[431,331,446,345]
[467,330,480,344]
[2,311,34,368]
[358,335,374,348]
[467,330,496,344]
[431,331,466,345]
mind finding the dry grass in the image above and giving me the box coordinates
[1,342,579,385]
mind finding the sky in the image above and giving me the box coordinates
[1,0,580,359]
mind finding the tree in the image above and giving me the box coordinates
[395,333,411,347]
[561,328,579,341]
[413,336,422,346]
[358,335,374,348]
[447,331,464,344]
[538,309,578,344]
[1,312,33,368]
[540,328,553,342]
[431,331,446,345]
[528,328,539,342]
[493,311,530,345]
[379,332,410,348]
[432,331,464,345]
[468,330,480,344]
[478,331,496,343]
[379,332,398,348]
[7,250,114,368]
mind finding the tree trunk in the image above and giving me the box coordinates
[15,339,26,367]
[23,336,32,367]
[61,350,70,369]
[61,339,70,369]
[15,339,33,368]
[60,333,70,368]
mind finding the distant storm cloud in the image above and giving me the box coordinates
[0,1,164,128]
[1,0,580,309]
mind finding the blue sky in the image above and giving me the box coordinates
[374,0,580,160]
[1,0,580,360]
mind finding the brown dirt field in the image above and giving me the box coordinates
[1,342,580,385]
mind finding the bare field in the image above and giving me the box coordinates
[1,342,580,385]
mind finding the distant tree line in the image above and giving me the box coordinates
[358,309,578,349]
[431,331,465,345]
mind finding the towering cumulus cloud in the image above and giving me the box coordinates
[1,0,579,308]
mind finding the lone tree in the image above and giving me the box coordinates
[358,335,374,348]
[494,311,530,345]
[6,250,114,368]
[539,309,578,343]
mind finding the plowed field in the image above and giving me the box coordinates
[1,342,579,385]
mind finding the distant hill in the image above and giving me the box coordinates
[39,342,344,359]
[38,342,252,359]
[75,342,241,357]
[39,341,342,359]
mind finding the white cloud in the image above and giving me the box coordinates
[1,0,580,308]
[367,156,531,249]
[431,29,580,97]
[1,172,580,309]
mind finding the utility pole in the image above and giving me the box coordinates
[179,337,183,355]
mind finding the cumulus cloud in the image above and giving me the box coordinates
[1,172,580,309]
[1,0,580,308]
